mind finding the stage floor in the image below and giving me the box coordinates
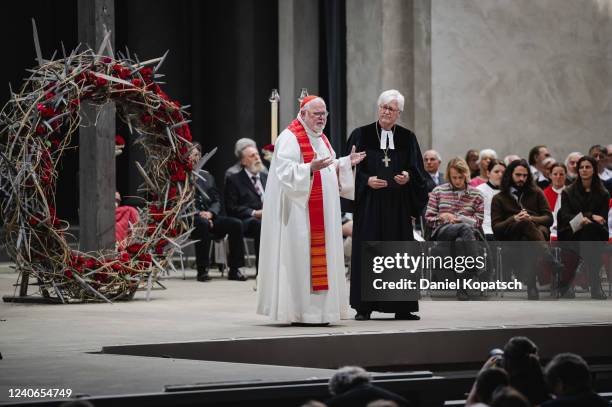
[1,264,612,403]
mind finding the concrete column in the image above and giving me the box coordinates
[413,0,432,149]
[278,0,319,129]
[78,0,116,252]
[347,0,431,146]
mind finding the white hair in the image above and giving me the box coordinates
[424,150,442,162]
[564,151,583,167]
[377,89,405,112]
[328,366,371,395]
[504,154,521,166]
[234,138,257,158]
[477,148,497,164]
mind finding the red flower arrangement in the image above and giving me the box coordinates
[0,41,196,302]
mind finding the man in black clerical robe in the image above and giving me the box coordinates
[346,89,429,321]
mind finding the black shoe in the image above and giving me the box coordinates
[355,312,371,321]
[228,268,247,281]
[528,286,539,300]
[197,268,211,282]
[591,287,607,300]
[395,312,420,320]
[290,322,331,327]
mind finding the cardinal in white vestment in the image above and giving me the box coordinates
[256,95,366,324]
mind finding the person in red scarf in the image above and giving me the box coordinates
[543,163,567,240]
[256,96,366,325]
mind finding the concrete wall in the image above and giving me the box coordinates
[346,0,416,138]
[431,0,612,164]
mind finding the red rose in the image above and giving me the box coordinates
[168,186,177,200]
[138,253,152,263]
[35,125,46,135]
[170,167,186,183]
[126,244,143,254]
[131,78,143,87]
[45,92,55,100]
[141,114,153,125]
[262,144,275,152]
[96,76,108,87]
[119,252,130,262]
[146,224,156,236]
[64,269,73,279]
[28,217,39,226]
[85,258,100,270]
[75,72,87,84]
[115,135,126,146]
[140,66,153,81]
[37,104,56,119]
[102,57,112,64]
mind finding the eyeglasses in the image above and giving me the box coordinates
[379,105,400,113]
[309,111,329,118]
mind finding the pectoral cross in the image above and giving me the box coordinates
[382,154,391,167]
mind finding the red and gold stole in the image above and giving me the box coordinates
[287,119,333,292]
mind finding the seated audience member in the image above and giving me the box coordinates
[499,337,551,406]
[225,145,266,274]
[557,156,609,299]
[528,145,552,187]
[588,144,612,181]
[477,159,506,239]
[466,149,480,179]
[423,150,445,192]
[425,158,484,299]
[504,155,521,166]
[543,163,567,240]
[470,149,498,187]
[537,157,555,190]
[491,387,532,407]
[543,353,608,407]
[326,366,408,407]
[564,152,582,185]
[115,191,139,248]
[224,138,268,182]
[190,144,248,282]
[467,367,509,407]
[491,159,562,300]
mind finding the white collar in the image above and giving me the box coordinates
[552,185,564,193]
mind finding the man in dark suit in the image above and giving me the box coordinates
[423,149,445,192]
[190,144,248,282]
[225,145,266,274]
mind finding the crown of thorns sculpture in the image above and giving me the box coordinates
[0,25,198,303]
